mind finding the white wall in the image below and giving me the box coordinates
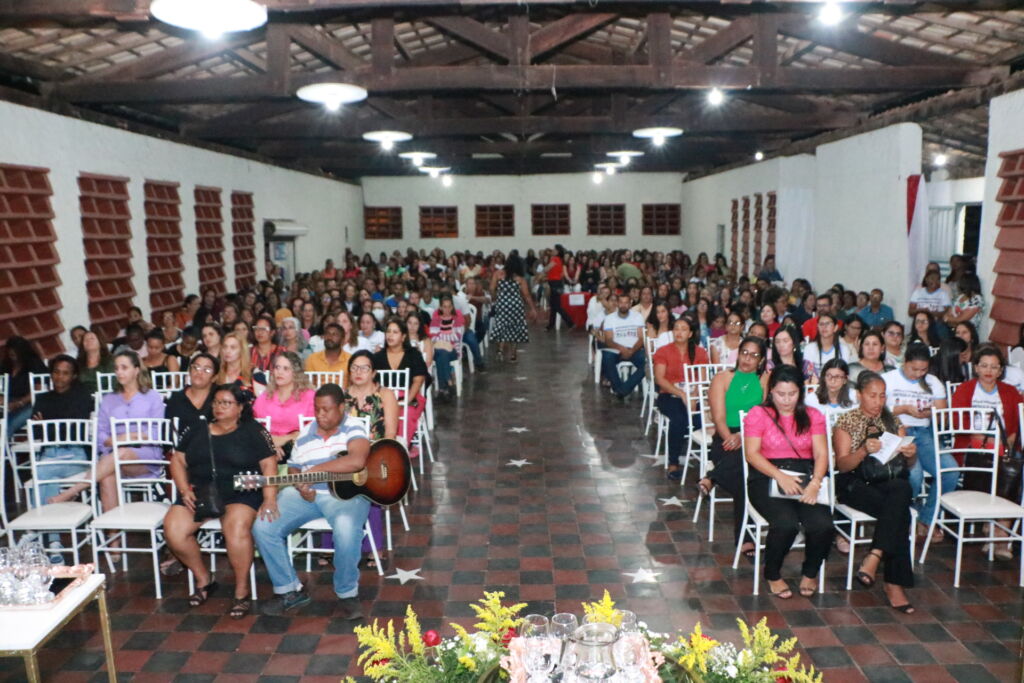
[929,176,985,207]
[977,88,1024,340]
[359,172,686,254]
[0,99,360,347]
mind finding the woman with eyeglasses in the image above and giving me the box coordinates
[881,321,906,368]
[703,336,769,557]
[803,313,847,378]
[164,384,277,619]
[838,314,865,362]
[805,358,858,416]
[250,314,284,380]
[710,311,745,366]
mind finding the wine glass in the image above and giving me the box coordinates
[551,613,579,677]
[613,611,644,682]
[521,614,556,682]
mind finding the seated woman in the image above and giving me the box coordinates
[357,312,386,353]
[882,344,951,541]
[907,311,941,350]
[253,352,316,461]
[758,303,780,338]
[803,313,848,377]
[143,329,181,373]
[216,331,256,397]
[766,325,815,381]
[165,353,218,437]
[646,303,675,352]
[710,311,745,366]
[77,330,115,395]
[703,336,769,556]
[882,321,906,368]
[428,295,465,400]
[847,330,895,383]
[744,365,834,599]
[344,351,399,567]
[805,358,858,416]
[163,384,277,618]
[372,318,429,450]
[586,284,615,337]
[278,316,310,359]
[950,344,1023,560]
[838,314,865,362]
[653,316,709,482]
[953,321,979,379]
[833,371,918,613]
[405,312,434,369]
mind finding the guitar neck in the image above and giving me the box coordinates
[265,470,361,486]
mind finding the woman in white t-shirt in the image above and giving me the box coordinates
[882,345,953,541]
[803,313,848,378]
[710,311,744,366]
[646,302,675,352]
[908,270,952,319]
[806,358,859,416]
[357,312,386,353]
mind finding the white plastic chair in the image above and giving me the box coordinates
[93,372,118,415]
[28,372,53,406]
[920,407,1024,587]
[692,386,733,541]
[376,369,421,485]
[944,380,962,406]
[150,371,189,399]
[731,411,827,596]
[305,371,345,389]
[89,417,176,598]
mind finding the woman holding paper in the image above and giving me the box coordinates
[833,371,917,613]
[742,365,834,600]
[881,344,952,542]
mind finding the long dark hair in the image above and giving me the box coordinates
[383,317,412,352]
[901,344,932,392]
[812,312,839,345]
[816,358,854,407]
[647,303,674,332]
[907,310,938,347]
[213,383,255,421]
[955,321,979,350]
[929,338,966,384]
[506,250,526,278]
[734,335,769,375]
[858,330,887,362]
[854,370,900,433]
[761,364,811,435]
[771,325,804,369]
[673,316,700,362]
[1,336,41,373]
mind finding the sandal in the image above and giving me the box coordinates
[188,580,219,607]
[229,596,251,619]
[740,542,756,559]
[768,581,792,599]
[697,478,713,497]
[798,579,817,598]
[890,602,915,614]
[856,550,883,588]
[160,558,184,576]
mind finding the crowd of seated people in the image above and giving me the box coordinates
[4,245,1024,617]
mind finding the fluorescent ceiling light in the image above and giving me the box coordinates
[398,151,436,167]
[754,151,764,161]
[818,2,845,26]
[594,162,621,176]
[150,0,267,38]
[934,153,948,167]
[419,166,451,178]
[362,130,412,151]
[707,88,725,106]
[607,150,643,166]
[295,82,367,112]
[632,126,683,147]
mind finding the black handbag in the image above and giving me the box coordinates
[192,417,225,522]
[855,430,909,484]
[962,410,1023,501]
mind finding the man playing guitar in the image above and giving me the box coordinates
[253,383,370,619]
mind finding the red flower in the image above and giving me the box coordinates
[422,630,442,647]
[774,665,790,683]
[501,627,516,648]
[371,658,390,668]
[700,634,714,641]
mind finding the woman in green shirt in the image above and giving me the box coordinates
[703,336,769,556]
[76,329,114,395]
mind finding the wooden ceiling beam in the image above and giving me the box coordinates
[424,16,510,62]
[288,25,365,70]
[680,18,753,64]
[77,30,265,81]
[528,13,617,62]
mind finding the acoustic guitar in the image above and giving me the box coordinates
[232,438,411,506]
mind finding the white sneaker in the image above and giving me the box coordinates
[48,541,65,566]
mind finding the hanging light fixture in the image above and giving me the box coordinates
[592,171,604,185]
[419,166,451,179]
[362,130,413,151]
[595,162,621,176]
[295,83,367,112]
[818,2,845,26]
[632,127,683,147]
[707,87,725,106]
[398,151,436,167]
[150,0,267,39]
[754,151,765,161]
[606,150,644,166]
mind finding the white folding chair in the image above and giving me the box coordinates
[731,411,827,596]
[6,420,96,564]
[944,380,962,406]
[89,417,176,598]
[920,407,1024,587]
[150,371,189,399]
[28,372,53,406]
[825,409,918,590]
[680,364,728,470]
[93,372,118,415]
[639,331,656,430]
[376,369,420,484]
[306,371,345,389]
[2,372,32,505]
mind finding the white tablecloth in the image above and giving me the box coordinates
[0,574,105,651]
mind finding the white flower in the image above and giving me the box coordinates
[725,664,738,678]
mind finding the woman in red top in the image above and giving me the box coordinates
[654,316,709,480]
[950,344,1022,560]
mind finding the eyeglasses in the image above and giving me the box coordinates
[824,373,847,381]
[728,321,744,326]
[350,365,373,374]
[739,350,762,358]
[254,326,272,332]
[190,364,214,374]
[977,363,1002,372]
[884,331,904,337]
[212,400,237,407]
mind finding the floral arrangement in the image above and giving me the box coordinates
[351,589,823,683]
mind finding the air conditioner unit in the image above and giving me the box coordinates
[263,219,309,239]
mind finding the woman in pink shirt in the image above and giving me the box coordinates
[428,295,465,400]
[253,351,316,460]
[743,364,834,599]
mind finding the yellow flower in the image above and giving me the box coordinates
[471,591,527,644]
[581,590,622,627]
[677,622,719,674]
[458,654,478,672]
[405,605,425,657]
[450,622,473,649]
[353,620,399,681]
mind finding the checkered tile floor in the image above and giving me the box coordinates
[2,329,1022,682]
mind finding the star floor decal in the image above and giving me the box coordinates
[507,427,529,433]
[386,567,424,585]
[658,496,685,507]
[623,568,662,584]
[514,376,529,381]
[510,397,528,402]
[506,459,531,468]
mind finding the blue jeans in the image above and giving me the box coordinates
[252,487,370,598]
[601,350,646,397]
[7,405,31,436]
[655,394,701,467]
[462,330,484,367]
[36,446,90,507]
[434,348,458,390]
[906,425,959,528]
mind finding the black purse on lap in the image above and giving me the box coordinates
[192,417,225,522]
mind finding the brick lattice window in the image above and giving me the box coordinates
[364,207,402,239]
[79,173,135,341]
[587,204,626,236]
[419,206,458,238]
[475,205,514,237]
[642,203,681,235]
[0,164,64,356]
[730,199,739,274]
[741,196,751,278]
[766,192,777,257]
[144,181,184,323]
[194,186,226,295]
[753,193,763,269]
[231,191,257,291]
[531,204,570,236]
[990,148,1024,346]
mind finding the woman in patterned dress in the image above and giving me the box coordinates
[488,250,538,362]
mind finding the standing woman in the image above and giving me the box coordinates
[703,336,769,556]
[654,317,709,481]
[428,296,465,399]
[143,329,181,373]
[710,311,745,366]
[252,352,316,461]
[833,372,918,612]
[945,273,984,331]
[767,326,815,381]
[803,313,845,378]
[846,331,895,383]
[164,384,277,617]
[489,251,537,363]
[743,365,834,598]
[344,351,399,566]
[372,318,429,451]
[646,303,675,352]
[77,330,115,395]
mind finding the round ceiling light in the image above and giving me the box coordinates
[632,126,683,146]
[362,130,413,151]
[818,2,845,26]
[398,151,437,167]
[606,150,644,166]
[595,162,622,176]
[295,82,367,112]
[418,166,451,178]
[150,0,267,38]
[592,171,604,185]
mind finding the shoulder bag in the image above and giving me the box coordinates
[192,417,226,522]
[962,409,1023,501]
[766,411,831,505]
[855,427,909,484]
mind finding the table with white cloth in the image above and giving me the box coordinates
[0,574,116,682]
[558,291,592,329]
